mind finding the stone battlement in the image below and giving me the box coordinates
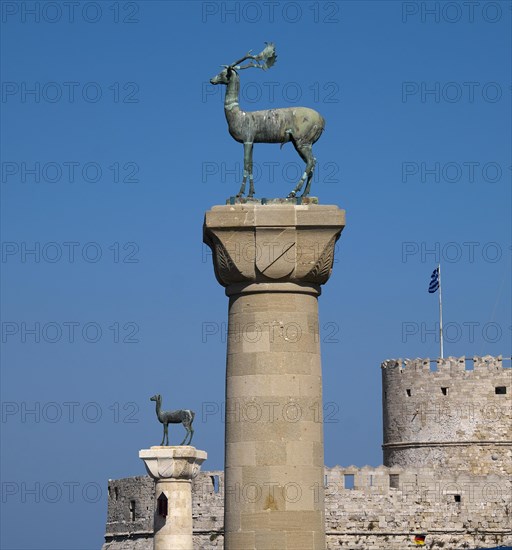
[103,353,512,549]
[103,467,512,550]
[381,355,508,373]
[324,465,509,494]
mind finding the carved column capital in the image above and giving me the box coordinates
[139,446,207,481]
[203,204,345,290]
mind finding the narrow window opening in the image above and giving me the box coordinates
[211,475,220,493]
[108,486,111,498]
[406,389,411,397]
[495,386,507,395]
[454,494,461,503]
[369,475,374,487]
[129,500,136,521]
[324,474,328,487]
[114,487,119,501]
[344,474,355,489]
[389,474,399,489]
[441,387,448,395]
[157,493,168,517]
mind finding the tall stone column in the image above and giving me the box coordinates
[204,204,345,549]
[139,446,207,550]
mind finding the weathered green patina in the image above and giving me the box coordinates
[210,43,325,199]
[150,394,195,446]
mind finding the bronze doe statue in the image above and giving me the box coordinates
[210,43,325,199]
[150,394,195,446]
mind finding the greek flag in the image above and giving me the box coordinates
[428,267,439,293]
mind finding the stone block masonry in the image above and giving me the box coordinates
[382,356,512,475]
[203,204,345,550]
[103,464,512,549]
[139,446,207,550]
[102,347,511,550]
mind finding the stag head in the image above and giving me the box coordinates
[210,42,277,85]
[210,67,233,86]
[150,394,161,402]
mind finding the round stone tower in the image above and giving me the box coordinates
[381,355,511,475]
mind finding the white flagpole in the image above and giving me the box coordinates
[438,264,444,359]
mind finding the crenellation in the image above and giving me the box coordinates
[404,358,424,372]
[473,354,503,371]
[103,465,512,549]
[382,355,510,376]
[436,355,466,373]
[104,354,512,548]
[381,358,402,370]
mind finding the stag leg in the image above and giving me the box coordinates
[302,147,317,197]
[245,142,255,198]
[237,142,254,197]
[161,424,167,446]
[288,144,315,197]
[238,167,246,197]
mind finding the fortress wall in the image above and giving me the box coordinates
[382,356,512,474]
[191,470,224,544]
[104,475,153,538]
[324,465,511,548]
[103,466,512,550]
[103,471,224,550]
[102,356,512,549]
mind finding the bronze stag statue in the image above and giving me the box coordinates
[210,43,325,199]
[150,394,195,446]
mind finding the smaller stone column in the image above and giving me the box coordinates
[139,446,207,550]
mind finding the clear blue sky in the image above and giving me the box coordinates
[1,1,510,548]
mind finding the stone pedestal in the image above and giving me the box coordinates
[204,204,345,549]
[139,446,207,550]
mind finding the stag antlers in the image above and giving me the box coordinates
[226,42,277,71]
[210,43,325,198]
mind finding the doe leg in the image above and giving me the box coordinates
[181,420,194,445]
[179,424,189,446]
